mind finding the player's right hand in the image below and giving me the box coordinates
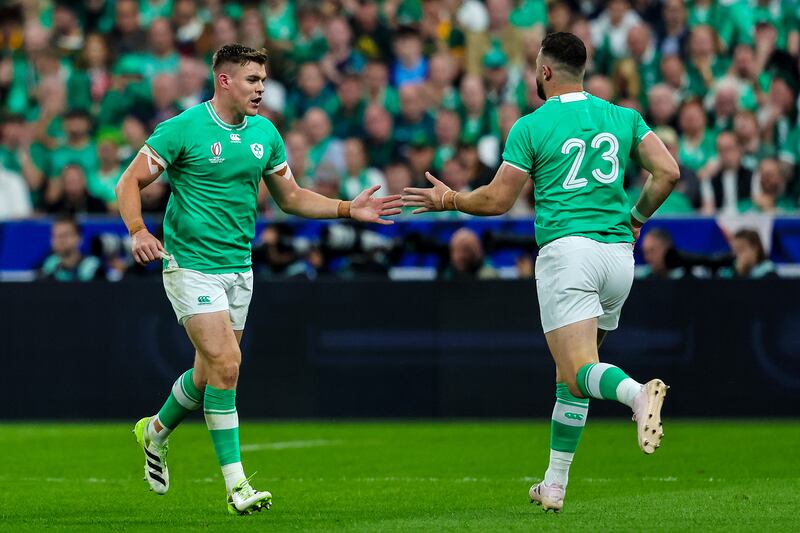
[402,172,452,213]
[631,216,643,242]
[131,229,167,265]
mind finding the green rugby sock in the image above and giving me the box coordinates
[204,385,245,492]
[576,362,642,407]
[149,368,203,445]
[544,383,589,487]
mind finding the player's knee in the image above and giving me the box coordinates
[217,360,239,388]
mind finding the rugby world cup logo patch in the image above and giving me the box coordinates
[208,142,225,163]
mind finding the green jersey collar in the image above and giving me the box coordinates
[548,91,589,103]
[205,101,248,131]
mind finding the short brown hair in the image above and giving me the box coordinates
[733,229,767,263]
[212,44,268,72]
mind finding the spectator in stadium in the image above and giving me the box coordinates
[391,26,428,88]
[263,0,297,49]
[646,84,679,129]
[171,0,207,55]
[440,227,497,280]
[176,58,211,111]
[303,107,346,178]
[239,5,267,51]
[339,137,386,201]
[394,84,436,149]
[718,229,778,279]
[38,216,102,282]
[727,44,764,107]
[132,18,180,81]
[119,115,148,165]
[586,74,614,101]
[361,103,398,170]
[458,143,493,189]
[465,0,526,76]
[332,73,367,139]
[51,3,84,57]
[46,110,99,204]
[284,130,312,187]
[148,73,181,129]
[73,34,113,112]
[686,25,726,98]
[384,160,414,198]
[364,60,400,114]
[700,131,754,214]
[638,228,685,279]
[735,110,772,172]
[286,62,338,125]
[422,53,459,110]
[406,137,437,186]
[321,16,366,85]
[709,80,740,133]
[590,0,641,63]
[660,54,690,99]
[432,109,461,173]
[46,163,108,215]
[0,114,44,204]
[211,17,238,61]
[89,137,123,209]
[478,102,522,169]
[761,76,797,150]
[547,1,573,35]
[458,74,494,145]
[657,0,689,58]
[623,23,660,101]
[109,0,147,56]
[483,46,520,107]
[678,99,717,173]
[292,4,327,67]
[738,158,796,213]
[348,0,393,62]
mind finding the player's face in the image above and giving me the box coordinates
[227,61,267,116]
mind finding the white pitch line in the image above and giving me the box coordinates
[240,439,342,452]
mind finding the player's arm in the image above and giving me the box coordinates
[264,164,402,224]
[115,146,168,265]
[401,163,529,216]
[630,132,681,237]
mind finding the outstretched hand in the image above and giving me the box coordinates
[401,172,452,214]
[350,185,403,225]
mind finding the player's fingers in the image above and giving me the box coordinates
[412,207,430,214]
[143,246,157,262]
[401,195,428,203]
[403,187,428,196]
[425,172,444,186]
[132,249,145,265]
[374,217,393,225]
[403,201,426,207]
[382,199,403,209]
[380,194,401,202]
[156,240,166,252]
[364,184,381,197]
[381,208,402,216]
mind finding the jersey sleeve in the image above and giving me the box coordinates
[144,117,184,168]
[264,121,288,175]
[632,110,653,144]
[501,117,535,174]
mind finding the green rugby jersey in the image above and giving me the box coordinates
[145,101,287,273]
[502,91,651,247]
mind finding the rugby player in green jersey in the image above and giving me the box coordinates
[116,44,402,515]
[403,33,680,512]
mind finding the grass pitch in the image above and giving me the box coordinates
[0,420,798,531]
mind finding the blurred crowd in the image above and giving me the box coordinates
[0,0,798,223]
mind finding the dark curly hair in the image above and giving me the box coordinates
[212,44,269,72]
[540,32,587,76]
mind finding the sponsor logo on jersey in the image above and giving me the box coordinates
[564,412,584,421]
[197,295,211,305]
[250,143,263,160]
[209,142,225,163]
[229,133,241,143]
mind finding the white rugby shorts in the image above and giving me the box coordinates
[535,236,634,333]
[163,267,254,330]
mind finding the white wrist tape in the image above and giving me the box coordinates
[630,206,650,224]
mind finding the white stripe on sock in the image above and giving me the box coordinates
[172,378,201,410]
[204,411,239,430]
[552,400,589,427]
[616,378,643,408]
[586,363,614,399]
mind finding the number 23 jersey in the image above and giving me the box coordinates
[502,91,652,248]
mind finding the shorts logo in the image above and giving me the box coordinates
[250,143,263,159]
[564,412,584,421]
[229,133,241,143]
[209,142,225,164]
[197,295,212,305]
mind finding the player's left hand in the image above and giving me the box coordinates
[351,185,403,225]
[401,172,452,213]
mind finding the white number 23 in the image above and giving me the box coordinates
[561,133,620,190]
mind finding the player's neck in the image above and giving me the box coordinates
[209,97,245,126]
[546,85,585,99]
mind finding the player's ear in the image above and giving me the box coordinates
[217,72,231,89]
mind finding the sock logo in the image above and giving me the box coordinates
[564,412,585,421]
[197,295,211,305]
